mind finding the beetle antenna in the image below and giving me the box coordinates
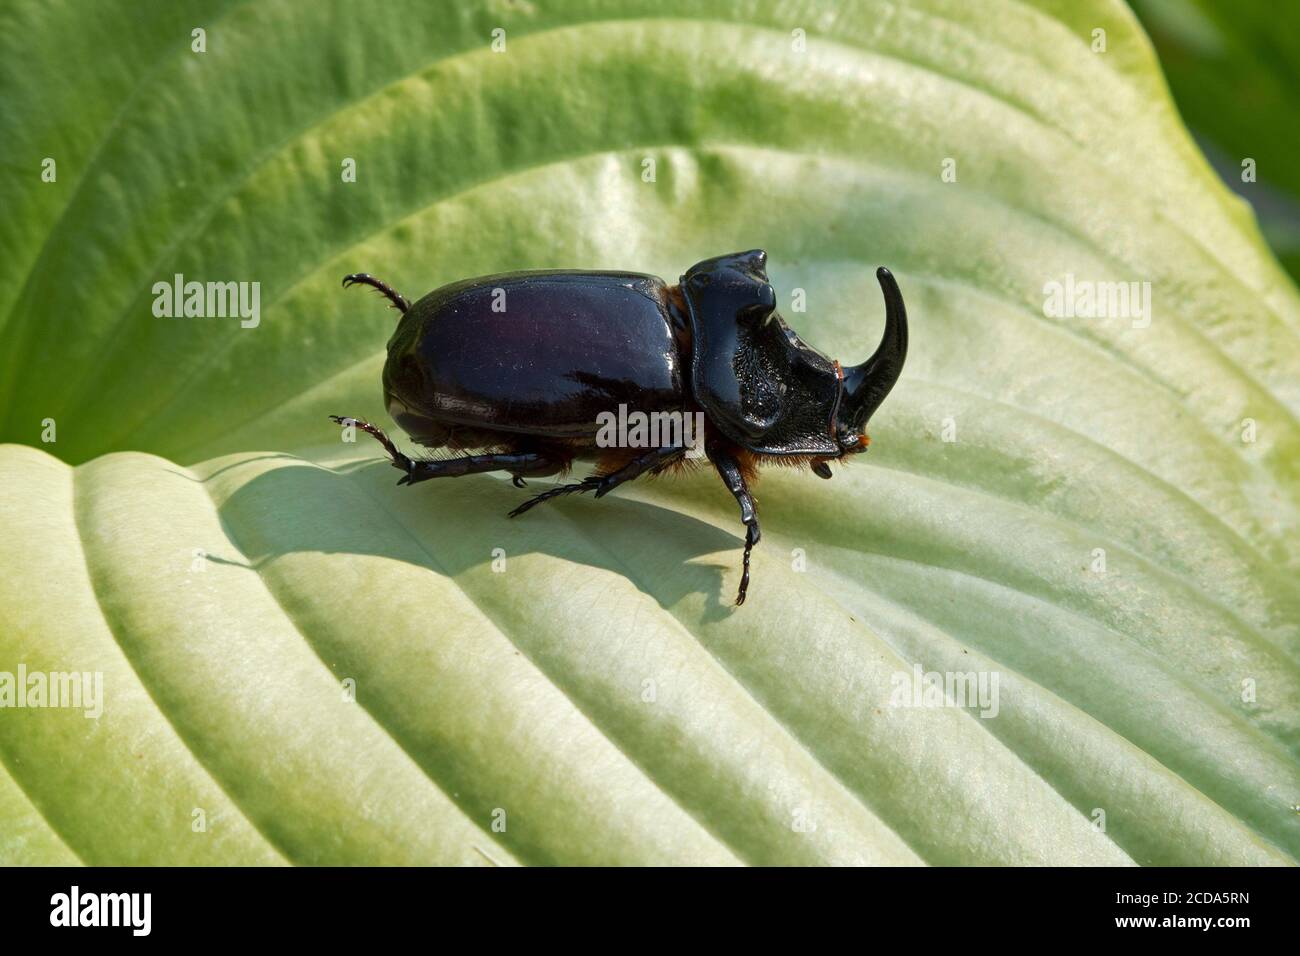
[342,273,410,315]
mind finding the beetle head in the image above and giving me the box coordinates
[680,250,907,461]
[681,250,839,457]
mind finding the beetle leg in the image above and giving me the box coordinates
[400,451,560,486]
[591,445,686,498]
[331,416,414,475]
[508,446,685,517]
[330,416,558,485]
[507,475,603,516]
[342,273,410,314]
[706,445,761,606]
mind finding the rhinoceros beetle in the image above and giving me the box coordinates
[332,249,907,605]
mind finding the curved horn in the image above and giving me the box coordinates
[841,267,908,428]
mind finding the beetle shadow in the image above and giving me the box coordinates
[208,457,746,620]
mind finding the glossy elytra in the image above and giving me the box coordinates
[332,249,908,605]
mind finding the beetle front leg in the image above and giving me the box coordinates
[706,444,761,606]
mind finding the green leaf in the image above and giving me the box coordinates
[1,0,1298,865]
[1131,0,1300,279]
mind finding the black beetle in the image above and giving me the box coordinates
[332,249,907,605]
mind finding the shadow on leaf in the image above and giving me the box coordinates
[211,457,748,620]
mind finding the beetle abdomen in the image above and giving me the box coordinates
[384,271,689,445]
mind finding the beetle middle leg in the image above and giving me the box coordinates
[705,438,761,606]
[331,416,560,485]
[507,445,686,518]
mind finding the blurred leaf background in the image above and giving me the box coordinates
[0,0,1297,865]
[1133,0,1300,279]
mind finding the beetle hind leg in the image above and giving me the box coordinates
[331,416,414,475]
[331,416,561,485]
[342,273,410,314]
[398,450,564,486]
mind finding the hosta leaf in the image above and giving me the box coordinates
[1132,0,1300,277]
[1,0,1298,864]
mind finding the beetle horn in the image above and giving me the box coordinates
[841,267,908,428]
